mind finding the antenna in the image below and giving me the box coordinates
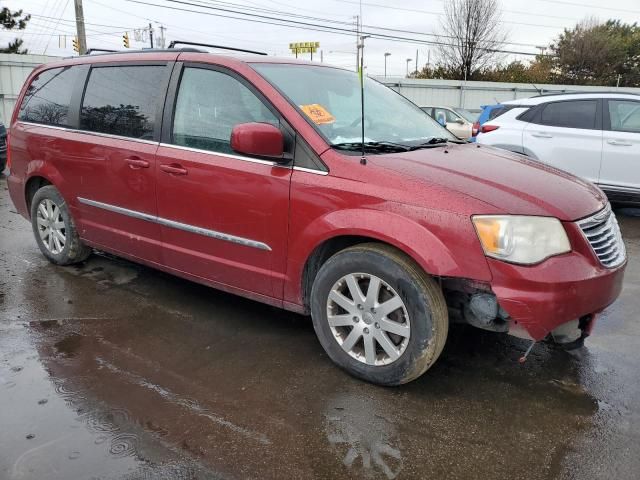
[531,83,543,95]
[359,34,370,165]
[358,0,367,165]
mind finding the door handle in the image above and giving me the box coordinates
[125,157,150,169]
[607,139,633,146]
[531,132,553,138]
[160,163,188,175]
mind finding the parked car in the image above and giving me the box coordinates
[477,92,640,205]
[7,49,626,385]
[421,106,476,139]
[0,121,7,172]
[472,103,521,140]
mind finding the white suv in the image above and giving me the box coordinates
[477,93,640,204]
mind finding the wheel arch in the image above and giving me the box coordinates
[23,162,67,218]
[290,208,484,313]
[25,175,53,217]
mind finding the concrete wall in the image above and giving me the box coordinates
[374,76,640,110]
[0,54,60,124]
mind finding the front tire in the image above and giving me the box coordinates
[30,185,91,265]
[310,243,448,386]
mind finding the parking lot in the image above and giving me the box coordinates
[1,176,639,479]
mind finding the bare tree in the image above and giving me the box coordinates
[435,0,508,80]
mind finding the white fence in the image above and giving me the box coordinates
[374,77,640,110]
[0,54,60,124]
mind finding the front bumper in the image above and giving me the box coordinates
[487,221,626,341]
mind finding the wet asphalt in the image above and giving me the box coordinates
[1,176,639,480]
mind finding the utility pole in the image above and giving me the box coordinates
[406,58,412,77]
[354,15,360,72]
[158,25,166,49]
[148,23,154,49]
[384,52,391,77]
[73,0,87,55]
[415,49,418,75]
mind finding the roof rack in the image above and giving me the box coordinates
[86,48,118,54]
[168,40,267,56]
[531,90,640,98]
[66,48,205,59]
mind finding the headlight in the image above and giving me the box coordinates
[472,215,571,265]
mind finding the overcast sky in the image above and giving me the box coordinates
[3,0,640,76]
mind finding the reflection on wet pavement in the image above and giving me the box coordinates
[1,179,640,479]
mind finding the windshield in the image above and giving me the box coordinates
[453,108,478,123]
[251,63,455,148]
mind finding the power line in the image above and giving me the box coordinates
[30,13,136,30]
[192,0,546,48]
[91,0,285,49]
[531,0,640,15]
[128,0,543,56]
[43,0,69,53]
[326,0,569,30]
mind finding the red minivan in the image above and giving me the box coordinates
[7,47,627,385]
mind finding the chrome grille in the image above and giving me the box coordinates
[577,204,626,268]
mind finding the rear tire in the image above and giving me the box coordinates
[30,185,91,265]
[310,243,448,386]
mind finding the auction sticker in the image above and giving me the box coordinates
[300,104,336,124]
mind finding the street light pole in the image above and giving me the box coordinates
[384,52,391,77]
[406,58,413,77]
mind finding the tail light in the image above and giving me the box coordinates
[5,131,10,172]
[472,121,480,137]
[481,124,499,134]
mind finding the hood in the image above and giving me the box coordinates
[368,143,606,221]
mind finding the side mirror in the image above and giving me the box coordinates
[230,122,284,160]
[455,118,465,125]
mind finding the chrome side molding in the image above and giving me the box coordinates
[77,197,272,251]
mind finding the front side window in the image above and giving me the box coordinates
[172,67,279,155]
[18,66,81,127]
[80,66,166,139]
[539,100,598,129]
[608,100,640,133]
[251,63,454,148]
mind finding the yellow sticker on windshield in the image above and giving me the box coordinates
[300,104,335,125]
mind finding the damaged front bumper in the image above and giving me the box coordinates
[486,251,625,342]
[443,248,625,347]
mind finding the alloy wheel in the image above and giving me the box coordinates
[36,198,66,254]
[326,273,411,366]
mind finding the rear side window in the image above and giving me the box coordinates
[80,65,166,139]
[608,100,640,133]
[488,106,507,121]
[172,67,279,155]
[539,100,598,129]
[18,66,81,127]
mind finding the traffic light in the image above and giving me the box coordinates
[123,32,130,48]
[72,37,79,53]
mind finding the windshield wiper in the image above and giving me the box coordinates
[331,141,411,153]
[408,137,451,150]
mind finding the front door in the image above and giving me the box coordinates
[156,64,291,301]
[600,98,640,194]
[522,99,602,184]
